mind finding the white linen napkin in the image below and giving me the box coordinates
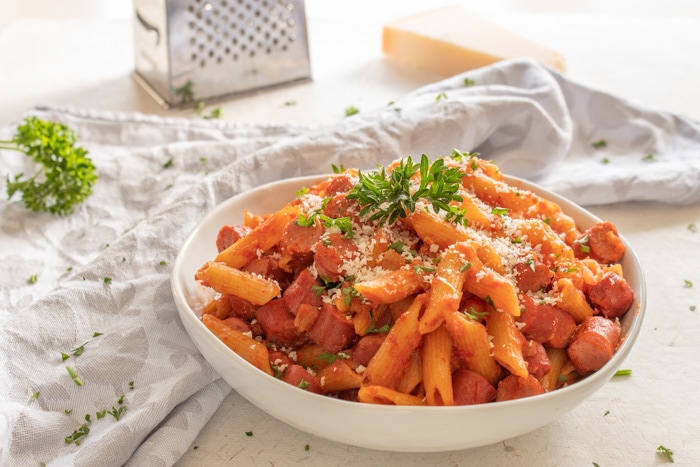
[1,58,699,466]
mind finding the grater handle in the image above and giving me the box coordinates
[135,10,160,46]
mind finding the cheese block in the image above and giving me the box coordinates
[382,6,566,75]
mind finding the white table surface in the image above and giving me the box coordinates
[1,1,699,465]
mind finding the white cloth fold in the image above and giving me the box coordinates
[1,59,698,466]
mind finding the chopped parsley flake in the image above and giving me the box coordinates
[28,274,38,284]
[66,366,84,386]
[103,277,112,285]
[245,431,253,437]
[463,78,475,87]
[344,106,359,117]
[684,279,693,288]
[592,140,607,149]
[614,369,632,376]
[642,154,659,162]
[657,445,674,463]
[30,391,40,402]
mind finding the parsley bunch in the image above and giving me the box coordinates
[2,116,97,215]
[347,154,466,225]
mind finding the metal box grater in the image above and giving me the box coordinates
[132,0,311,108]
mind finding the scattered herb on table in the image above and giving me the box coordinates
[305,444,310,451]
[344,105,359,117]
[104,277,113,285]
[245,431,253,437]
[690,305,696,312]
[657,445,674,463]
[463,78,475,87]
[30,391,41,402]
[614,369,632,376]
[642,154,659,162]
[1,116,97,215]
[436,92,448,101]
[688,222,698,233]
[592,139,607,149]
[684,279,693,288]
[28,274,38,284]
[163,158,174,169]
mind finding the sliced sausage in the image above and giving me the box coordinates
[567,316,621,375]
[254,298,306,347]
[283,268,323,315]
[313,233,359,282]
[522,340,552,379]
[308,302,356,353]
[452,369,497,405]
[545,306,577,349]
[586,272,635,318]
[582,221,626,264]
[496,374,545,402]
[349,334,386,367]
[517,295,557,344]
[216,224,251,252]
[513,260,552,293]
[221,316,252,334]
[228,294,258,321]
[282,364,325,395]
[279,218,324,256]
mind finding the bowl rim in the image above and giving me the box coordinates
[171,173,647,414]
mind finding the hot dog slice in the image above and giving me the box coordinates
[567,316,620,375]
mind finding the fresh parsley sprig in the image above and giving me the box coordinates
[347,154,466,226]
[2,116,97,215]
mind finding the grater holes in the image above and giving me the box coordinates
[187,0,302,68]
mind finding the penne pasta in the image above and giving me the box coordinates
[202,314,273,376]
[193,154,634,406]
[195,261,280,305]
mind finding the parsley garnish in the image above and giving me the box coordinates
[2,117,97,215]
[298,379,310,390]
[463,306,488,321]
[491,207,509,216]
[576,235,591,254]
[332,164,346,173]
[657,445,674,463]
[347,155,466,226]
[459,262,472,272]
[592,139,607,149]
[366,310,392,334]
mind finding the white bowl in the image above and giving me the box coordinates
[171,175,646,452]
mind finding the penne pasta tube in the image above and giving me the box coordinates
[202,314,273,375]
[363,294,426,388]
[316,360,363,392]
[541,347,568,392]
[195,261,280,306]
[358,385,426,406]
[353,268,424,305]
[216,204,300,269]
[422,324,455,406]
[486,308,528,377]
[201,294,232,320]
[445,312,502,386]
[419,244,469,334]
[556,277,595,323]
